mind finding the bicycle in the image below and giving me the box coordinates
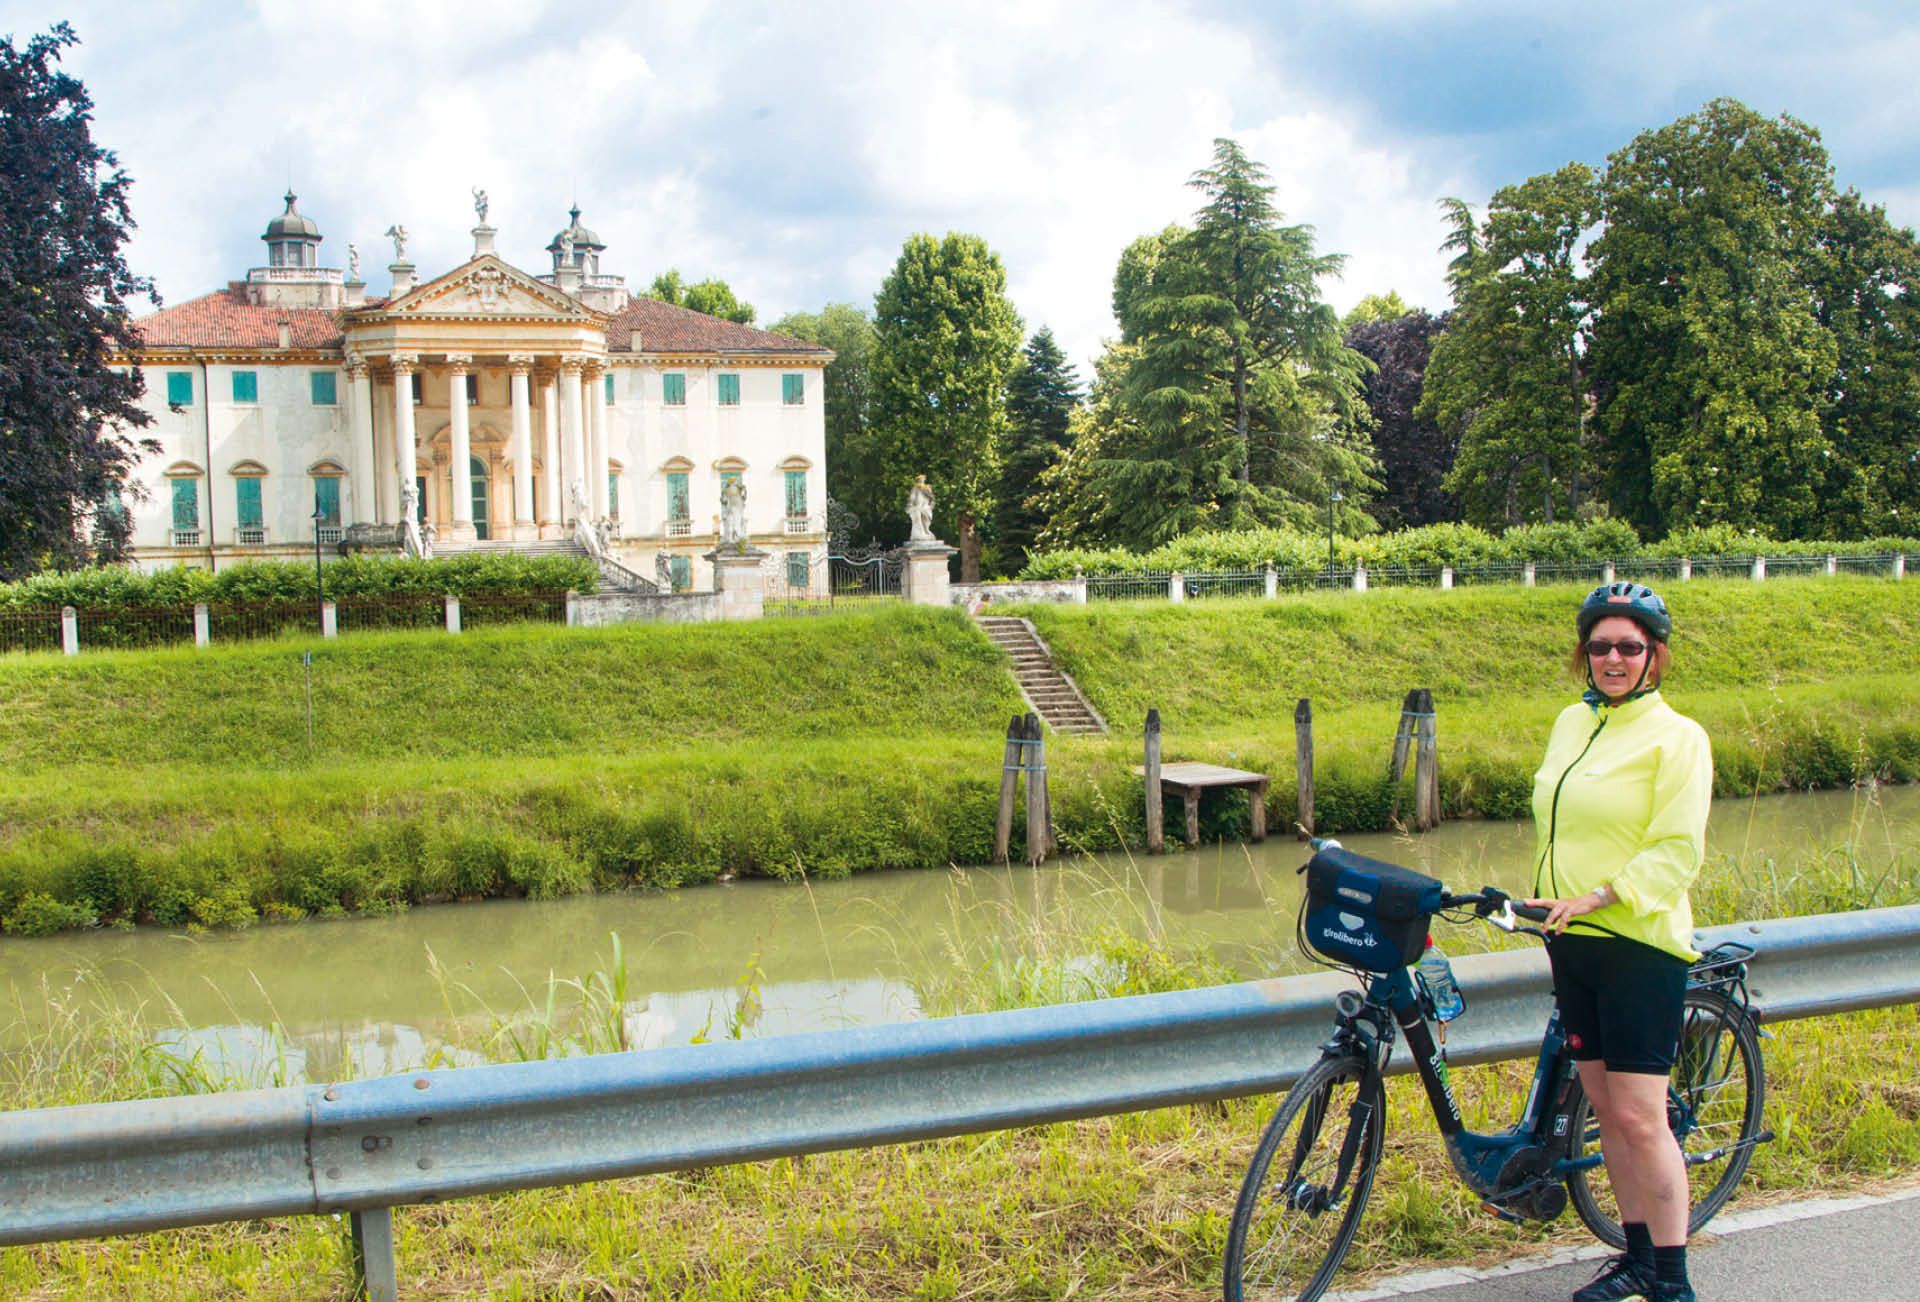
[1222,840,1771,1301]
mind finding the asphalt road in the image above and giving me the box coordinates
[1325,1185,1920,1301]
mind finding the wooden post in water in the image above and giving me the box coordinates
[1414,688,1440,832]
[1024,713,1051,867]
[993,713,1022,864]
[1144,708,1164,854]
[1295,697,1314,839]
[1388,687,1420,785]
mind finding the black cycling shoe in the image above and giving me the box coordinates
[1644,1285,1696,1302]
[1570,1253,1656,1301]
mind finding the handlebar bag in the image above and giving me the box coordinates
[1300,846,1446,972]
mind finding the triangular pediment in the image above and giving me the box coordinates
[382,255,600,320]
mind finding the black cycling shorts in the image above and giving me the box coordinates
[1546,929,1687,1075]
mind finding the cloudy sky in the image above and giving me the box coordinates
[10,1,1919,371]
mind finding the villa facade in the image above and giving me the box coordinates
[114,195,833,592]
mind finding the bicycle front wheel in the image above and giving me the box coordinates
[1223,1054,1384,1302]
[1566,989,1765,1246]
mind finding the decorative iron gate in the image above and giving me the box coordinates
[764,545,904,613]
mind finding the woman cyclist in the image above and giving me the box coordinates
[1525,582,1713,1302]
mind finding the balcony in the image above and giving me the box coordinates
[236,526,268,546]
[171,529,201,547]
[317,526,344,545]
[666,518,693,538]
[245,266,345,285]
[784,514,811,535]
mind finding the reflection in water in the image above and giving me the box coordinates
[3,785,1912,1087]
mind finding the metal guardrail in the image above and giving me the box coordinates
[2,905,1916,1296]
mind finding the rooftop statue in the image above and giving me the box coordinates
[472,187,488,224]
[346,242,360,280]
[384,224,408,261]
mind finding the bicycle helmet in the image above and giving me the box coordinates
[1577,581,1671,644]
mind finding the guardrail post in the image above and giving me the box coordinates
[1440,565,1453,590]
[351,1207,398,1302]
[1523,561,1535,587]
[1827,553,1838,576]
[1679,555,1692,581]
[444,594,461,634]
[193,603,210,647]
[1168,571,1184,603]
[1263,563,1277,599]
[60,606,77,656]
[1352,564,1367,592]
[1751,555,1766,582]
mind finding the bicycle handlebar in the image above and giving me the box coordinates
[1303,842,1554,927]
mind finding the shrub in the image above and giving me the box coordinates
[3,892,97,936]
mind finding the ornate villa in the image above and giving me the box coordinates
[114,193,832,592]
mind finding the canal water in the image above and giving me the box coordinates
[2,785,1913,1086]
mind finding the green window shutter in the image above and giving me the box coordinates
[786,552,809,589]
[171,478,198,531]
[667,472,690,519]
[785,470,807,517]
[669,555,692,592]
[607,473,620,518]
[663,373,686,405]
[231,371,258,403]
[605,374,616,404]
[717,373,740,406]
[310,371,337,405]
[314,477,341,525]
[235,477,263,529]
[166,371,193,405]
[415,476,427,524]
[782,373,804,405]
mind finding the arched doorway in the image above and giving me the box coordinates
[470,455,491,541]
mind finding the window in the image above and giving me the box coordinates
[234,476,265,543]
[411,373,423,405]
[166,371,194,406]
[782,373,804,405]
[663,372,686,406]
[716,373,740,406]
[604,373,616,405]
[786,552,810,590]
[784,470,808,519]
[669,555,692,592]
[314,477,342,527]
[415,475,427,524]
[666,472,690,532]
[310,371,337,406]
[231,370,258,404]
[607,472,621,520]
[463,373,479,405]
[169,477,200,545]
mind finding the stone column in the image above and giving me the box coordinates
[391,354,419,528]
[345,354,375,524]
[445,354,476,541]
[539,368,562,539]
[509,356,536,541]
[559,357,586,524]
[587,362,610,520]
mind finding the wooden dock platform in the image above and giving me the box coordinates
[1134,761,1269,847]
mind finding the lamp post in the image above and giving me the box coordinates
[1326,488,1343,586]
[311,508,326,635]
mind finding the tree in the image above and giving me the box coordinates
[869,232,1023,579]
[1345,310,1456,528]
[1421,163,1599,527]
[768,303,882,541]
[1342,291,1414,329]
[1587,99,1837,537]
[989,327,1082,574]
[0,24,154,579]
[643,268,756,323]
[1436,197,1482,296]
[1071,140,1373,542]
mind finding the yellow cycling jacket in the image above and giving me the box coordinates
[1530,690,1713,960]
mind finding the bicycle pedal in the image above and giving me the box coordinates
[1479,1201,1524,1225]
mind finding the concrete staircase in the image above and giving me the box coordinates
[976,616,1107,736]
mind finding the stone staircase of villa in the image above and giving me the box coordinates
[432,537,659,594]
[976,615,1107,736]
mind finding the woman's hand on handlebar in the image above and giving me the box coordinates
[1523,892,1604,934]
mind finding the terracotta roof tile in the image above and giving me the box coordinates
[605,297,832,357]
[133,287,344,350]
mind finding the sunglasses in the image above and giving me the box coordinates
[1585,638,1650,659]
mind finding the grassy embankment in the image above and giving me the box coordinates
[2,578,1918,933]
[2,833,1916,1298]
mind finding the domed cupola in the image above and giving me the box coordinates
[546,204,606,276]
[262,191,322,269]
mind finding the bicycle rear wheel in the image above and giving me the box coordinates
[1223,1054,1384,1302]
[1566,989,1765,1246]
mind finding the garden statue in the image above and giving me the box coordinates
[907,474,935,542]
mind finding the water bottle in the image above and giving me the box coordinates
[1419,937,1465,1022]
